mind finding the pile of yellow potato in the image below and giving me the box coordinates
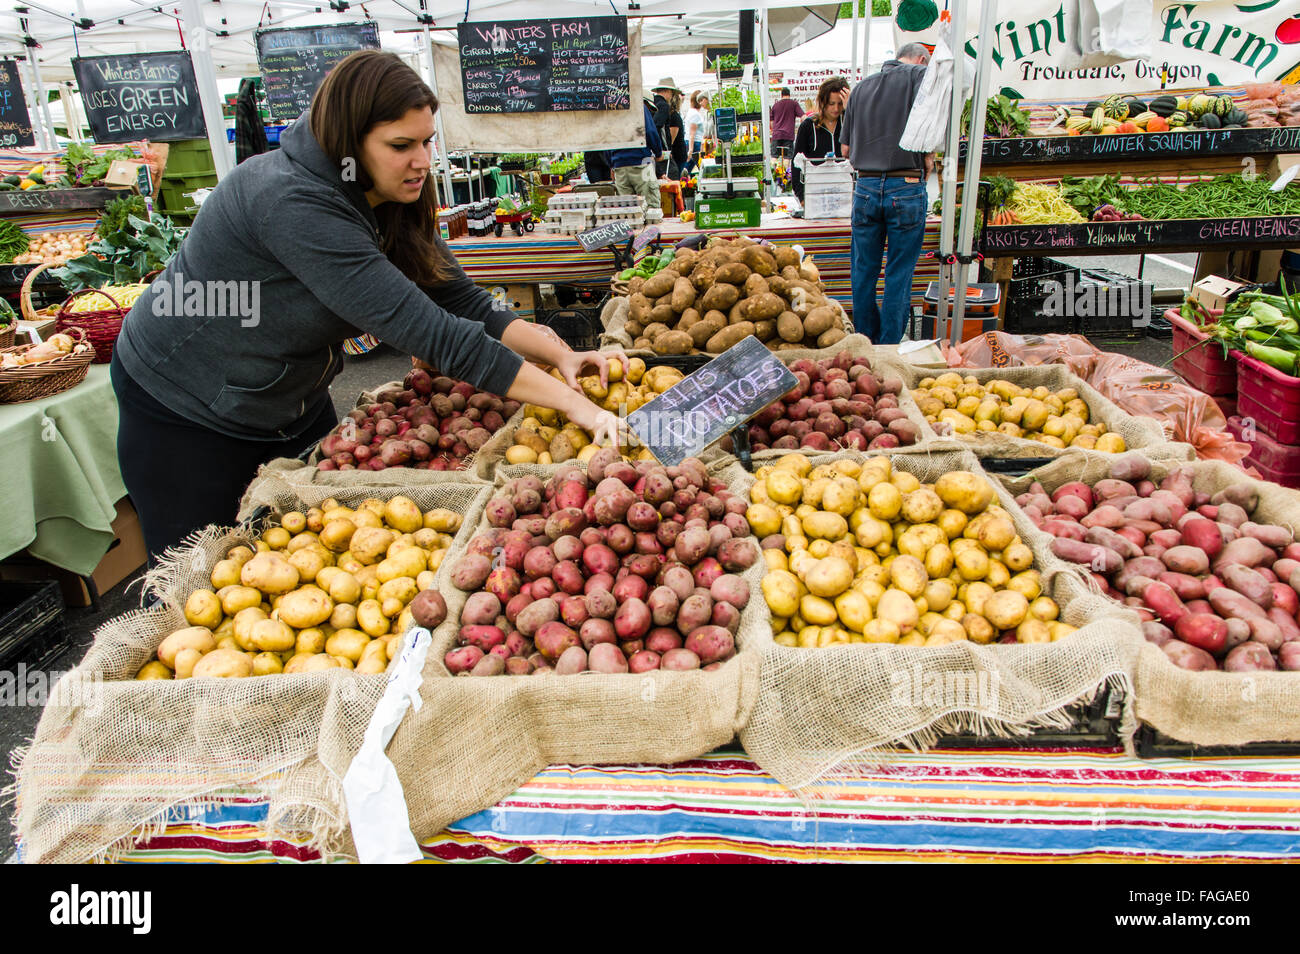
[505,358,685,465]
[746,455,1077,648]
[911,373,1126,452]
[135,495,461,681]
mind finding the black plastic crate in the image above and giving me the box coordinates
[1135,724,1300,759]
[536,308,603,351]
[936,684,1124,749]
[0,580,70,671]
[1003,259,1081,335]
[643,354,710,374]
[1078,267,1152,339]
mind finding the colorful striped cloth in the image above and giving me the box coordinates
[95,748,1300,864]
[446,216,944,323]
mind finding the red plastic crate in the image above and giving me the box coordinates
[1168,309,1237,397]
[1228,416,1300,489]
[1234,349,1300,445]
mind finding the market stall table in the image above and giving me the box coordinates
[0,364,126,577]
[445,215,944,325]
[99,748,1300,863]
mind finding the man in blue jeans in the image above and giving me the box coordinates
[840,43,933,344]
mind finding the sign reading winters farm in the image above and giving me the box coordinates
[73,51,205,143]
[893,0,1300,100]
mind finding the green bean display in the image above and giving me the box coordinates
[0,219,28,263]
[1123,174,1300,220]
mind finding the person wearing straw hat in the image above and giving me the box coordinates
[651,78,684,179]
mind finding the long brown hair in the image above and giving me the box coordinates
[310,50,457,284]
[817,76,850,119]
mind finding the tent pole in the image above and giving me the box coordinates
[178,0,234,179]
[422,24,455,207]
[757,7,771,204]
[935,1,967,345]
[950,0,998,347]
[27,54,56,148]
[861,4,872,75]
[18,57,48,150]
[850,0,859,75]
[59,85,83,142]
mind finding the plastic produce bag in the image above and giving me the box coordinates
[1076,0,1153,63]
[899,31,960,155]
[943,331,1251,466]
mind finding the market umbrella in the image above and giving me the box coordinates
[765,4,840,55]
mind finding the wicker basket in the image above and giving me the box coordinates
[0,326,93,404]
[0,322,13,349]
[23,264,149,365]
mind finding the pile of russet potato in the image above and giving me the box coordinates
[625,236,847,355]
[912,372,1126,452]
[746,454,1075,648]
[135,496,456,680]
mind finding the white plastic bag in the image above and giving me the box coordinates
[1076,0,1152,64]
[899,33,966,155]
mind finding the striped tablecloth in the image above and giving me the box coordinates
[445,216,944,321]
[100,748,1300,864]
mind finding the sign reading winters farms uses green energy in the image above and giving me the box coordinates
[458,17,630,113]
[73,52,205,143]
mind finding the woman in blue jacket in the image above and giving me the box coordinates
[112,51,623,559]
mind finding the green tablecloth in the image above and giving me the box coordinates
[0,364,126,576]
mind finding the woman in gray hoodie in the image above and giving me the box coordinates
[112,51,623,559]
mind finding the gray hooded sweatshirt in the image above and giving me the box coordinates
[114,117,524,441]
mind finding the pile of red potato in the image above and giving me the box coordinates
[316,368,519,471]
[726,354,918,454]
[445,452,759,676]
[1016,455,1300,672]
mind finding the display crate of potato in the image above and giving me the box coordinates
[624,235,851,357]
[13,479,489,864]
[906,364,1176,461]
[999,454,1300,751]
[717,339,939,463]
[732,448,1143,791]
[472,358,716,481]
[405,454,761,767]
[309,368,519,474]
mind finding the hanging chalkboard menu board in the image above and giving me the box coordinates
[72,51,205,143]
[255,22,380,123]
[458,16,630,114]
[0,60,33,147]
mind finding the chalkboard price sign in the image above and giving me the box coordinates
[73,52,206,143]
[982,215,1300,254]
[0,60,33,148]
[256,23,381,123]
[575,220,632,252]
[458,17,630,114]
[626,336,797,467]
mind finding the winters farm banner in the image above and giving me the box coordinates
[893,1,1300,99]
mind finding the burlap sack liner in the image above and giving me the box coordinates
[11,477,492,865]
[1002,453,1300,748]
[735,447,1144,794]
[901,363,1191,463]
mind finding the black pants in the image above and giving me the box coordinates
[110,354,338,563]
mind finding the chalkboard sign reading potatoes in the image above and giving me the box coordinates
[0,60,33,147]
[626,336,797,467]
[256,23,380,123]
[458,17,630,114]
[73,52,205,143]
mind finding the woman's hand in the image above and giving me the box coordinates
[555,348,629,391]
[568,401,624,448]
